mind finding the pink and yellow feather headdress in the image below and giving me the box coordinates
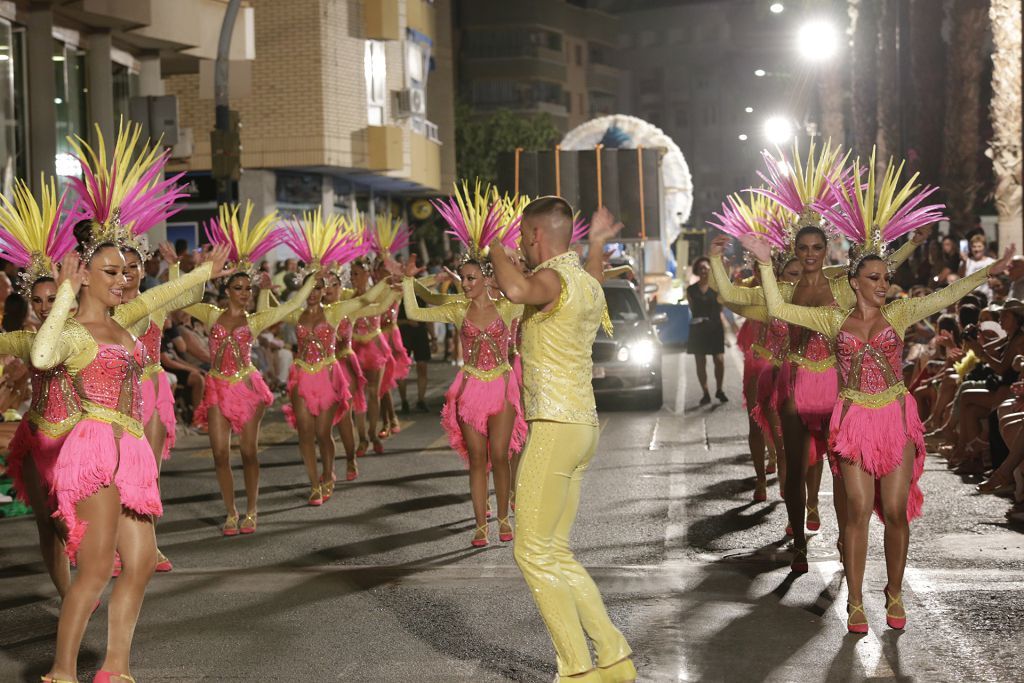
[0,175,77,293]
[752,138,850,235]
[281,208,365,278]
[68,119,187,261]
[814,148,945,272]
[432,180,506,273]
[204,201,281,279]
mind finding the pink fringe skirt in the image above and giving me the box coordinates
[283,362,352,428]
[736,320,758,354]
[751,363,780,440]
[142,370,176,460]
[829,395,926,522]
[353,334,392,374]
[194,371,274,434]
[776,362,837,465]
[6,421,67,511]
[52,419,163,562]
[440,369,527,468]
[387,326,413,381]
[338,352,367,414]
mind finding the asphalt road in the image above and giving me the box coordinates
[1,349,1022,682]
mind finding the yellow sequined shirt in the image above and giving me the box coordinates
[520,251,604,426]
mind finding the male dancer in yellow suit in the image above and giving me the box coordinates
[490,197,635,682]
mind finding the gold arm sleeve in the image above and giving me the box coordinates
[256,287,278,313]
[114,262,214,329]
[827,274,856,310]
[401,278,463,324]
[759,262,841,338]
[710,255,764,306]
[181,302,220,327]
[413,278,464,305]
[730,303,769,324]
[0,330,35,361]
[884,264,992,334]
[886,238,919,271]
[324,280,390,327]
[248,274,318,335]
[603,265,633,279]
[31,281,88,370]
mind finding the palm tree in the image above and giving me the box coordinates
[940,0,989,236]
[987,0,1022,249]
[850,0,880,159]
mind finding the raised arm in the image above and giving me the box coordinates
[0,330,35,361]
[709,255,764,306]
[884,262,994,334]
[248,273,318,335]
[489,240,562,308]
[401,277,463,325]
[324,279,392,326]
[114,261,214,329]
[758,262,840,338]
[727,302,769,324]
[31,280,87,370]
[414,278,463,305]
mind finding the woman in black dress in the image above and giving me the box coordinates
[687,256,727,404]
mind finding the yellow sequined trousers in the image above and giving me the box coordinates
[514,420,632,678]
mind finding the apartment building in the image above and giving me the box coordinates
[457,0,622,132]
[163,0,456,241]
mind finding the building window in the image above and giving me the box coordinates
[0,19,19,197]
[365,40,387,126]
[639,30,657,47]
[574,44,583,66]
[53,39,87,192]
[577,93,584,113]
[112,62,140,129]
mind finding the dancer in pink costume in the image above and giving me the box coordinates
[391,184,526,546]
[349,256,401,457]
[33,128,227,682]
[366,215,413,440]
[188,202,318,536]
[744,150,1016,633]
[0,177,81,599]
[274,210,392,504]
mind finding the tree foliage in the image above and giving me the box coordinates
[454,100,561,186]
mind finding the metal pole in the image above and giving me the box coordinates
[215,0,242,206]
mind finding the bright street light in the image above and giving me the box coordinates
[763,116,794,144]
[770,2,785,13]
[745,106,754,113]
[754,68,766,77]
[738,134,749,141]
[797,19,839,62]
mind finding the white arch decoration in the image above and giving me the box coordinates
[560,114,693,254]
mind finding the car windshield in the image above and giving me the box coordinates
[604,287,645,324]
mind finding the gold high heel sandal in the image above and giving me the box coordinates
[240,513,257,534]
[599,656,638,682]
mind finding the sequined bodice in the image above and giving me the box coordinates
[210,323,254,376]
[74,343,146,420]
[759,318,790,360]
[381,301,399,329]
[790,325,833,362]
[296,321,337,364]
[336,318,353,350]
[835,328,903,395]
[29,365,81,426]
[462,316,511,372]
[353,314,381,337]
[139,320,162,369]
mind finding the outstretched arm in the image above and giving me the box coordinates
[758,262,839,338]
[489,240,562,307]
[885,263,994,334]
[114,261,214,329]
[401,278,463,324]
[0,330,35,361]
[30,280,80,370]
[249,273,319,335]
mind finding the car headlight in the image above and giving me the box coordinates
[627,340,656,365]
[616,346,630,362]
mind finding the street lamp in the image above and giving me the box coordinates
[745,106,754,113]
[754,68,766,77]
[797,19,839,62]
[764,116,794,144]
[770,2,785,13]
[738,134,749,141]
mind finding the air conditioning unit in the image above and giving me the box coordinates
[394,88,426,117]
[171,127,194,159]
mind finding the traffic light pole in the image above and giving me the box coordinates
[214,0,242,206]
